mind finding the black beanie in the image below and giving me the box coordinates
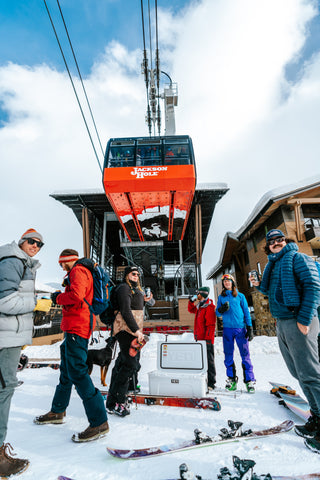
[123,266,139,279]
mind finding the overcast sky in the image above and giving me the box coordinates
[0,0,320,285]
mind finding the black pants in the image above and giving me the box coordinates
[106,331,139,408]
[206,342,216,388]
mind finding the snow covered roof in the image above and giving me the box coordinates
[235,174,320,239]
[207,175,320,280]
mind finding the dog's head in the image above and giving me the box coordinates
[105,336,117,350]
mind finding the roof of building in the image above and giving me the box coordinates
[207,175,320,280]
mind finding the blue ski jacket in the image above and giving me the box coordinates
[258,242,320,326]
[217,289,251,329]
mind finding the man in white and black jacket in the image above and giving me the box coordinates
[0,228,43,478]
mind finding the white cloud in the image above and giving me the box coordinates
[0,0,319,284]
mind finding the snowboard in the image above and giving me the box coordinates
[106,419,294,459]
[27,362,60,370]
[165,474,320,480]
[128,393,221,411]
[101,390,221,411]
[270,381,310,421]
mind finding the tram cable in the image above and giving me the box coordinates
[140,0,152,136]
[43,0,103,173]
[155,0,161,135]
[56,0,105,158]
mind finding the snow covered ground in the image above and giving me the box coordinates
[9,333,319,479]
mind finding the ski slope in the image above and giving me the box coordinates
[8,333,319,479]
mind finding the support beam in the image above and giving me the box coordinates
[82,207,90,258]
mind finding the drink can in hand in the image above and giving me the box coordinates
[145,287,151,297]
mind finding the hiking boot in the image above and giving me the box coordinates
[72,420,109,443]
[112,402,130,417]
[225,377,238,391]
[295,412,320,439]
[33,411,66,425]
[0,443,29,478]
[245,381,256,394]
[305,434,320,453]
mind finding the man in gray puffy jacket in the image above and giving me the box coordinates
[0,228,43,478]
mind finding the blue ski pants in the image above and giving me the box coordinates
[223,327,255,383]
[51,333,107,427]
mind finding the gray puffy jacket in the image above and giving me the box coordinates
[0,241,40,348]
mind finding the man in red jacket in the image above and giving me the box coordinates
[34,249,109,442]
[188,286,217,391]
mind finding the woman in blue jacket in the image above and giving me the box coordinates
[217,274,255,393]
[250,229,320,453]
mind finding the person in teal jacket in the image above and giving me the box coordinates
[250,229,320,453]
[217,274,256,393]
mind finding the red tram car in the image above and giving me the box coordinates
[103,135,196,242]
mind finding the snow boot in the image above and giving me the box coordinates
[0,443,29,478]
[225,376,238,391]
[72,420,109,443]
[245,381,256,394]
[305,433,320,454]
[33,410,66,425]
[112,402,130,417]
[295,412,320,439]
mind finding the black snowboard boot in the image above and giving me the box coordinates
[305,431,320,454]
[0,443,29,477]
[294,411,320,439]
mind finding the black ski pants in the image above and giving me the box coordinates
[107,331,139,408]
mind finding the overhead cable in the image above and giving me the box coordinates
[43,0,103,173]
[56,0,105,158]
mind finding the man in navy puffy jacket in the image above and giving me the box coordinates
[250,229,320,453]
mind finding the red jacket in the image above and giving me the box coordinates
[56,264,94,339]
[188,298,216,344]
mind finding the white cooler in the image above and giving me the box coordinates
[148,341,208,397]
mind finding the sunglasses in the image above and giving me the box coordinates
[130,272,139,276]
[268,237,285,246]
[26,238,44,248]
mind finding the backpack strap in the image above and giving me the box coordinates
[0,256,27,280]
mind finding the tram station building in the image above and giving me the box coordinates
[207,177,320,336]
[50,182,228,334]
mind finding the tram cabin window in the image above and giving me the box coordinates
[108,146,134,167]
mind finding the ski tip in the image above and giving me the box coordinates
[58,476,74,480]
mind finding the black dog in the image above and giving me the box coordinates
[86,336,117,387]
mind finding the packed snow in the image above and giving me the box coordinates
[9,333,319,480]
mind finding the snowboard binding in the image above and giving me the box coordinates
[179,463,202,480]
[218,456,272,480]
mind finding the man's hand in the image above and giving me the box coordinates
[51,291,61,306]
[245,325,254,341]
[217,301,230,314]
[249,274,260,287]
[297,322,309,335]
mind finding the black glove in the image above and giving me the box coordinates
[51,291,61,306]
[217,301,230,314]
[189,294,197,302]
[245,325,254,341]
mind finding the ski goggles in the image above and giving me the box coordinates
[221,274,234,282]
